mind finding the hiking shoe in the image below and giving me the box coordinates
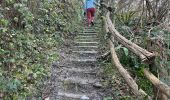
[91,21,94,26]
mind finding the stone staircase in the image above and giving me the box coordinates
[50,27,103,100]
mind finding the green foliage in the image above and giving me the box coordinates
[0,0,82,99]
[99,1,170,98]
[104,96,113,100]
[116,11,137,26]
[0,30,58,98]
[117,47,153,94]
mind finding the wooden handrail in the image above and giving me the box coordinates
[106,12,155,63]
[104,17,150,99]
[104,11,170,98]
[109,39,150,98]
[143,69,170,98]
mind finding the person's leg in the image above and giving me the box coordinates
[91,8,96,26]
[87,8,92,26]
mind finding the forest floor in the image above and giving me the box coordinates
[47,26,135,100]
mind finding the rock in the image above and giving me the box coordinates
[81,95,90,100]
[44,97,50,100]
[93,82,103,88]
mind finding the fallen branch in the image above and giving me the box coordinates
[109,38,150,99]
[104,16,150,99]
[143,69,170,98]
[106,12,155,63]
[105,11,170,99]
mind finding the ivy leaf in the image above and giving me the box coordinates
[123,47,129,56]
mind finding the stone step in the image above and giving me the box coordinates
[60,65,99,72]
[75,42,98,44]
[49,92,102,100]
[59,77,97,85]
[75,36,97,39]
[78,33,97,36]
[82,31,96,33]
[56,91,103,100]
[58,82,98,95]
[70,59,97,66]
[84,28,94,31]
[59,67,97,80]
[75,38,99,42]
[62,67,98,73]
[70,58,97,63]
[81,30,97,33]
[56,92,90,100]
[72,51,98,57]
[72,46,98,51]
[74,42,98,46]
[84,26,94,30]
[59,60,98,68]
[84,27,94,29]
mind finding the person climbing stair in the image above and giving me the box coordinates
[84,0,97,27]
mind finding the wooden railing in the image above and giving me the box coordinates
[101,3,170,100]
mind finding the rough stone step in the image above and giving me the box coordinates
[62,67,98,73]
[84,27,95,30]
[72,46,98,51]
[60,65,99,72]
[75,38,99,42]
[78,33,97,35]
[84,27,94,29]
[56,92,90,100]
[72,51,98,57]
[75,42,98,44]
[59,59,98,67]
[70,58,97,66]
[70,58,97,63]
[74,46,98,48]
[59,67,98,80]
[82,31,96,33]
[74,42,98,46]
[83,30,95,33]
[71,51,97,56]
[59,77,97,85]
[75,36,97,39]
[51,96,79,100]
[70,60,97,67]
[56,91,103,100]
[84,28,94,30]
[58,82,101,95]
[49,92,102,100]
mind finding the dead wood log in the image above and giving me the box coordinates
[143,69,170,98]
[105,12,155,63]
[104,6,170,99]
[109,38,150,99]
[104,16,150,99]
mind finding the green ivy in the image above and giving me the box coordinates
[0,0,82,99]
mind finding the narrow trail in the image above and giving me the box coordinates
[49,26,106,100]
